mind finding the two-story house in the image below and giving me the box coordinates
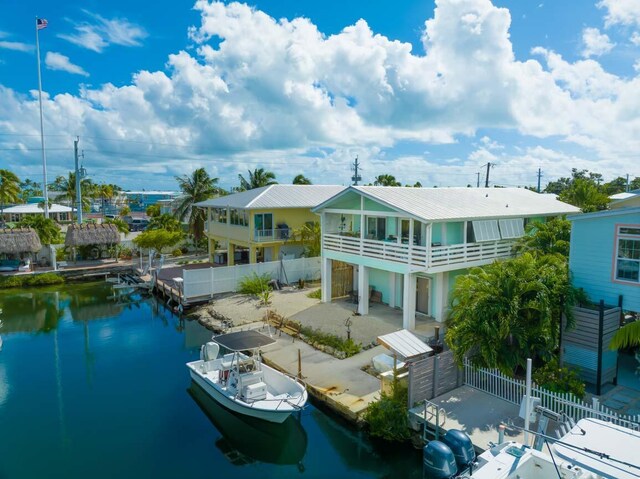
[568,206,640,313]
[196,185,345,265]
[314,186,579,329]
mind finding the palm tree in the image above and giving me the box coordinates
[238,168,277,190]
[609,322,640,350]
[19,178,41,202]
[514,218,572,258]
[559,178,609,213]
[373,174,401,186]
[292,174,312,185]
[147,214,182,232]
[16,215,62,244]
[445,253,576,374]
[0,169,21,215]
[49,172,91,211]
[174,168,221,240]
[97,183,115,214]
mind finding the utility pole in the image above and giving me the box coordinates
[626,174,630,192]
[484,162,492,188]
[351,156,362,186]
[537,168,542,193]
[476,172,480,188]
[74,137,86,225]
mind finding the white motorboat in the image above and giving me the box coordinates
[186,329,308,424]
[445,418,640,479]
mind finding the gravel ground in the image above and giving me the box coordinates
[189,286,321,330]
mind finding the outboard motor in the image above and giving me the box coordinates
[201,342,220,361]
[442,429,476,470]
[423,440,457,479]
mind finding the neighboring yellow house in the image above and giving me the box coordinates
[196,185,345,265]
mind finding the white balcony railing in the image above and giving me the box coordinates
[323,233,514,270]
[253,228,292,242]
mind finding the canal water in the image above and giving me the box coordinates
[0,282,423,479]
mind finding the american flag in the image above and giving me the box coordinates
[36,18,48,30]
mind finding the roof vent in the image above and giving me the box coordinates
[485,194,488,197]
[506,204,509,208]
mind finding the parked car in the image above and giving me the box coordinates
[129,218,150,232]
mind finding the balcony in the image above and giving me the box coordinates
[323,233,515,271]
[253,227,292,242]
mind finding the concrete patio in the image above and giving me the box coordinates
[290,297,441,347]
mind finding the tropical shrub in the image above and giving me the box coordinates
[238,272,272,295]
[514,218,572,258]
[298,326,362,357]
[133,229,183,254]
[0,273,64,288]
[533,358,586,399]
[446,253,580,375]
[363,379,410,442]
[172,248,183,257]
[16,215,63,244]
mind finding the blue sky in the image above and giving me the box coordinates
[1,0,639,191]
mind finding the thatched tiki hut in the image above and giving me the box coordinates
[0,228,42,270]
[65,224,121,261]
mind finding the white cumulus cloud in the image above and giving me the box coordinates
[581,27,615,58]
[0,0,639,188]
[45,52,89,76]
[598,0,640,28]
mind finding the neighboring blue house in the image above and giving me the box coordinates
[569,207,640,312]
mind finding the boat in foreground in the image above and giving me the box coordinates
[186,329,308,424]
[424,417,640,479]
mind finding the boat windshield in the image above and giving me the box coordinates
[213,330,276,352]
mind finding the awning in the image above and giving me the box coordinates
[213,330,276,351]
[377,329,433,360]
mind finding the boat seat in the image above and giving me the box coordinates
[239,370,264,389]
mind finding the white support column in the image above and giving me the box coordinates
[388,272,396,308]
[321,257,332,303]
[432,272,449,322]
[402,272,416,330]
[463,221,468,244]
[441,223,447,245]
[357,265,369,315]
[408,219,414,263]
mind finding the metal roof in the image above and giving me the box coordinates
[568,206,640,221]
[195,185,346,210]
[3,203,73,214]
[315,186,580,222]
[213,330,276,351]
[610,189,640,200]
[377,329,433,360]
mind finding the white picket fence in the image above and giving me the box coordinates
[463,358,640,431]
[182,257,321,301]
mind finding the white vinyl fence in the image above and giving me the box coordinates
[463,358,640,431]
[182,257,321,301]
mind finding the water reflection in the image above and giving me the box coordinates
[188,381,308,468]
[0,283,145,334]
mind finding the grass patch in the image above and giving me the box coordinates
[306,289,321,299]
[299,325,361,357]
[0,272,65,288]
[238,272,272,295]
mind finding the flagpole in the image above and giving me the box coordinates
[35,17,50,219]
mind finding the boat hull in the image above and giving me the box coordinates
[187,365,300,424]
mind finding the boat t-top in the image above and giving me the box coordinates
[186,329,308,423]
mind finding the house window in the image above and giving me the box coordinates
[212,208,227,223]
[229,209,248,226]
[366,217,386,241]
[255,213,273,237]
[499,218,525,239]
[472,220,501,242]
[615,226,640,283]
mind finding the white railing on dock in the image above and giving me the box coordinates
[463,358,640,431]
[182,257,321,301]
[323,234,513,270]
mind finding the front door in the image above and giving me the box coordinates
[416,277,430,315]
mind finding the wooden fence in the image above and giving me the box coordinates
[563,302,620,394]
[408,350,463,406]
[463,358,640,431]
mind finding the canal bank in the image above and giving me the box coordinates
[0,282,424,479]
